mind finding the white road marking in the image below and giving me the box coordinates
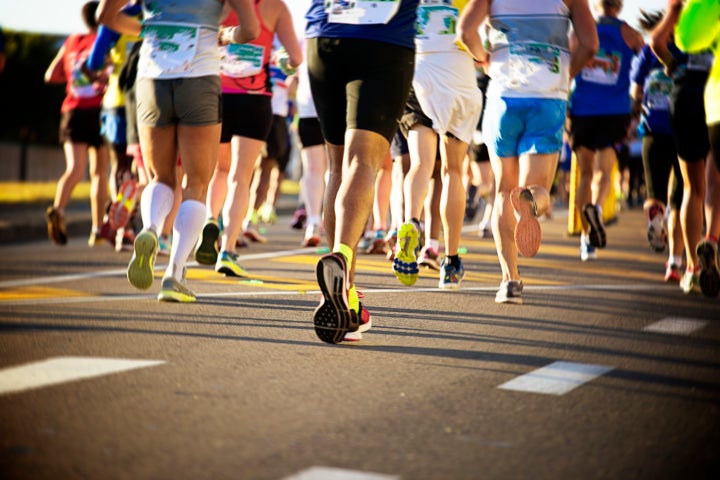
[498,361,613,395]
[0,356,165,395]
[643,318,708,335]
[283,467,398,480]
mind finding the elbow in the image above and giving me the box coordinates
[242,22,261,44]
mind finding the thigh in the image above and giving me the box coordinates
[175,75,223,127]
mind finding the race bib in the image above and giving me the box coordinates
[325,0,401,25]
[581,49,621,85]
[140,23,199,76]
[687,52,714,72]
[644,68,672,111]
[507,42,561,85]
[220,44,265,78]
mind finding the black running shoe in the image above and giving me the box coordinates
[583,203,606,248]
[313,253,359,344]
[697,239,720,298]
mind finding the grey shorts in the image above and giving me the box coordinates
[136,75,222,128]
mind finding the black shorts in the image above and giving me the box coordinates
[670,72,710,162]
[569,114,630,151]
[390,129,409,158]
[642,134,682,208]
[265,114,290,172]
[59,108,103,147]
[220,93,273,143]
[472,142,490,163]
[399,87,433,138]
[307,37,415,145]
[298,117,324,148]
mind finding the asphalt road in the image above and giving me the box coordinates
[0,207,719,480]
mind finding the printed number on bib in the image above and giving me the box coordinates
[140,23,199,76]
[221,44,265,78]
[325,0,401,25]
[581,49,621,85]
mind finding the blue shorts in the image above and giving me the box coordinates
[482,97,566,158]
[100,107,127,146]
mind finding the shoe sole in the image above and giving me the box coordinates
[46,207,68,245]
[303,236,320,247]
[157,290,196,302]
[109,179,137,230]
[196,222,220,265]
[583,204,606,248]
[647,222,666,253]
[127,231,157,290]
[419,257,440,271]
[393,224,419,286]
[314,255,357,344]
[511,188,541,257]
[697,242,720,298]
[495,295,523,305]
[215,261,249,277]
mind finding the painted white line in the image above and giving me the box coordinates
[283,467,398,480]
[0,356,165,395]
[0,283,681,307]
[498,361,613,395]
[644,317,708,335]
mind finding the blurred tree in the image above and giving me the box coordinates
[0,30,66,145]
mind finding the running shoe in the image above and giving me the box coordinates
[46,206,68,245]
[696,239,720,298]
[157,276,196,303]
[393,222,420,286]
[680,269,700,294]
[108,179,138,230]
[580,237,597,262]
[258,203,277,224]
[418,245,441,271]
[583,203,606,248]
[366,229,388,254]
[664,262,682,283]
[303,224,322,247]
[511,187,542,257]
[127,228,158,290]
[438,257,465,289]
[157,235,171,257]
[343,303,373,341]
[244,226,267,244]
[358,231,373,252]
[314,252,359,344]
[290,206,306,230]
[646,206,667,253]
[215,250,249,277]
[495,280,523,304]
[195,219,220,265]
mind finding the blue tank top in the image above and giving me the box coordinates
[304,0,420,50]
[570,17,635,116]
[631,45,673,136]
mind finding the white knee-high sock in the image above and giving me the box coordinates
[166,199,206,281]
[141,181,175,233]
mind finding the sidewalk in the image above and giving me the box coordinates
[0,182,301,245]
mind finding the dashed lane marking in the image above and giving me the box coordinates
[0,356,165,395]
[498,361,613,395]
[643,318,709,335]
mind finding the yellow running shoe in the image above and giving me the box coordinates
[392,222,420,286]
[127,228,158,290]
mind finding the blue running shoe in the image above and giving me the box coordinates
[438,257,465,289]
